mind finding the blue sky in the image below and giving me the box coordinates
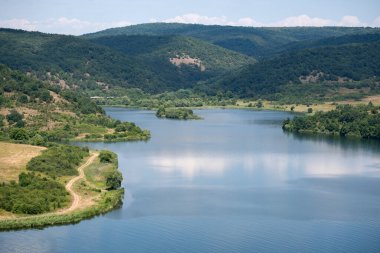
[0,0,379,35]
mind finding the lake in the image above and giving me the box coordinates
[2,108,380,253]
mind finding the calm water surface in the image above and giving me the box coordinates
[2,109,380,253]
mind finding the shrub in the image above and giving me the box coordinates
[6,110,23,124]
[0,173,68,214]
[27,145,89,177]
[29,134,46,146]
[9,128,29,141]
[99,151,114,163]
[106,171,123,190]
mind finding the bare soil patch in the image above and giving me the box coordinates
[170,55,206,71]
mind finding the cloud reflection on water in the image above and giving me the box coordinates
[150,152,378,183]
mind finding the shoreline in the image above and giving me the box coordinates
[0,150,124,231]
[101,104,306,115]
[98,95,380,114]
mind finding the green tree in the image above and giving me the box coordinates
[9,128,29,141]
[6,110,23,124]
[106,171,123,190]
[18,94,29,104]
[29,134,46,146]
[99,151,114,163]
[256,100,263,108]
[39,90,53,102]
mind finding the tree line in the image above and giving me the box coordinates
[283,103,380,139]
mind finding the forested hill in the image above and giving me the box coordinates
[89,35,254,88]
[0,28,254,93]
[83,23,379,57]
[0,28,167,93]
[0,64,150,143]
[211,41,380,97]
[276,32,380,54]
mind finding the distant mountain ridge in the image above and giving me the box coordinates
[83,23,380,57]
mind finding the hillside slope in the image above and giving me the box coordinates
[84,23,380,57]
[276,32,380,55]
[211,41,380,97]
[0,64,150,143]
[89,35,255,88]
[0,29,168,93]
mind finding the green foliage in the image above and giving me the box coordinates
[18,94,28,103]
[60,90,104,115]
[0,29,165,93]
[278,33,380,54]
[0,189,123,230]
[39,89,52,102]
[283,104,380,139]
[99,151,115,163]
[0,115,4,127]
[84,23,379,57]
[3,27,380,98]
[6,110,23,125]
[0,64,53,103]
[0,172,68,214]
[156,107,201,120]
[27,145,89,177]
[71,114,151,142]
[214,42,380,98]
[103,130,150,142]
[256,100,263,108]
[89,35,254,90]
[0,65,148,145]
[9,128,29,141]
[105,171,123,190]
[28,134,46,146]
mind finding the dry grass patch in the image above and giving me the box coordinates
[0,142,46,182]
[84,156,115,189]
[349,95,380,105]
[71,179,100,211]
[0,107,40,118]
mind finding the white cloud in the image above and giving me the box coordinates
[165,13,229,26]
[0,18,37,31]
[272,15,332,27]
[373,16,380,27]
[0,17,132,35]
[338,15,366,27]
[165,13,264,27]
[233,17,263,27]
[164,13,379,28]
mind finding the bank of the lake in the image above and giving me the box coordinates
[0,149,124,231]
[95,94,380,114]
[0,189,123,231]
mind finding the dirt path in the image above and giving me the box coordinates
[58,152,98,214]
[0,152,99,221]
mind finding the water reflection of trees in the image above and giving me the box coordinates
[284,131,380,153]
